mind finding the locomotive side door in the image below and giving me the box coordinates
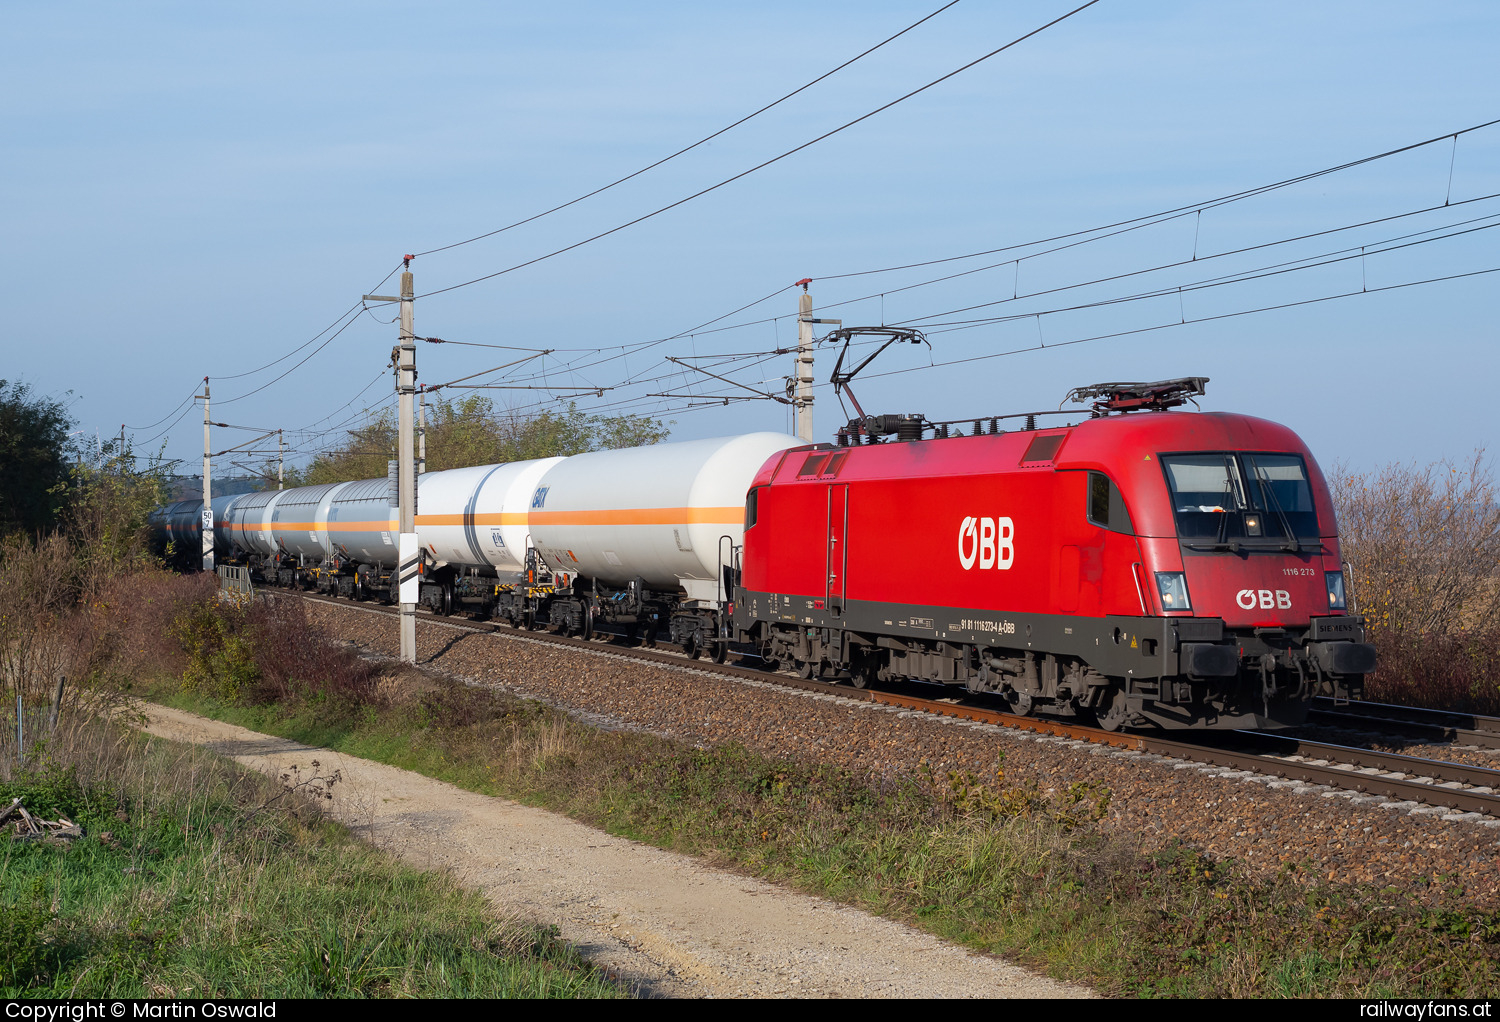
[826,484,849,612]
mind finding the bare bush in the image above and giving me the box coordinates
[0,533,85,706]
[242,596,377,704]
[0,534,142,767]
[1330,452,1500,712]
[1329,451,1500,637]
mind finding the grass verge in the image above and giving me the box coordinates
[136,652,1500,1000]
[1,726,624,998]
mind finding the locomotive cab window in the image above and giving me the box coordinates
[1161,452,1319,544]
[745,487,761,530]
[1087,472,1134,535]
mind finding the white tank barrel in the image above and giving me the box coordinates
[416,457,564,578]
[527,433,800,599]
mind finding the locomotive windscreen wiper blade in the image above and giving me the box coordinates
[1252,462,1300,553]
[1184,539,1327,554]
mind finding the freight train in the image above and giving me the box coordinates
[150,378,1373,731]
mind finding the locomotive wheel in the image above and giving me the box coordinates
[794,659,815,680]
[849,662,873,689]
[1010,691,1035,717]
[1096,687,1129,732]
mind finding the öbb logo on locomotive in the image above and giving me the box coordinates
[152,377,1378,734]
[957,516,1015,570]
[1237,589,1292,610]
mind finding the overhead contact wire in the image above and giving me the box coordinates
[413,2,965,259]
[416,0,1104,299]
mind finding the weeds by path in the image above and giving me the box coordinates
[0,726,624,998]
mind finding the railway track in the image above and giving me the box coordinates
[291,590,1500,822]
[1307,697,1500,750]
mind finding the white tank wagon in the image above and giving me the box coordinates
[412,457,564,617]
[150,432,801,655]
[260,482,348,566]
[416,458,561,572]
[219,489,283,563]
[523,432,800,651]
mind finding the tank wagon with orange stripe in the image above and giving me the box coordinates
[151,433,803,641]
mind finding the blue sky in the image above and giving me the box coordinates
[4,1,1497,477]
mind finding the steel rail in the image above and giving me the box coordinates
[1308,697,1500,750]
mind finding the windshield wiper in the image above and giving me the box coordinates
[1252,461,1300,553]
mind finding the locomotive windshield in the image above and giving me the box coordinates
[1161,452,1319,544]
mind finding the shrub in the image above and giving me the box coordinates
[1330,452,1500,712]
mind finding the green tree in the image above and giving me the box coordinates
[0,380,75,536]
[301,397,671,485]
[65,433,171,593]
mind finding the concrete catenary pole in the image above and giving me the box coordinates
[792,280,840,443]
[200,378,214,574]
[364,264,419,664]
[396,260,418,664]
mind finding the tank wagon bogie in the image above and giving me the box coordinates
[151,380,1374,732]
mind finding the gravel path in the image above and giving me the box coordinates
[307,600,1500,907]
[136,702,1088,999]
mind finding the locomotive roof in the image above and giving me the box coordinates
[752,410,1334,541]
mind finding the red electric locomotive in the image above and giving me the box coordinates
[730,375,1372,730]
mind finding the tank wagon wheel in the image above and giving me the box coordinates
[1095,687,1129,733]
[683,635,701,660]
[441,585,454,617]
[524,608,537,631]
[581,613,594,642]
[712,641,728,665]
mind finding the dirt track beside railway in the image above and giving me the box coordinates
[306,600,1500,909]
[134,701,1087,999]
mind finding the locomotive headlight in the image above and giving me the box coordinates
[1155,572,1192,612]
[1326,571,1347,611]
